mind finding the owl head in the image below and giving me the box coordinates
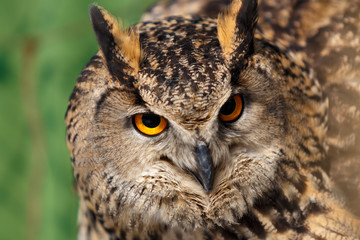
[66,0,328,233]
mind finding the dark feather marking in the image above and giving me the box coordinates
[215,226,242,240]
[84,55,104,69]
[77,70,95,83]
[303,201,328,216]
[88,209,97,227]
[253,187,310,233]
[110,186,118,194]
[148,230,162,240]
[238,211,267,238]
[107,176,114,184]
[104,227,115,234]
[299,143,311,155]
[67,133,72,141]
[311,170,323,182]
[72,133,78,143]
[120,230,126,240]
[68,87,87,103]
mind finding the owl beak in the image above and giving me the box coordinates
[194,141,214,193]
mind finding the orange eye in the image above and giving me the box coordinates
[219,95,243,122]
[133,113,167,136]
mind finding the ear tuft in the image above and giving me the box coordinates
[217,0,257,61]
[217,0,243,56]
[89,4,142,74]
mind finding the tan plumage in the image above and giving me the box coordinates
[217,0,243,58]
[65,0,360,239]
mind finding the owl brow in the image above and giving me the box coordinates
[134,90,147,107]
[94,88,142,117]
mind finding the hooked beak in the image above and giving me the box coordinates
[193,141,214,192]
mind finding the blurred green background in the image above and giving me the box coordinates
[0,0,157,239]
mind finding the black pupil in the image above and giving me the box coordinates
[220,97,236,115]
[142,114,161,128]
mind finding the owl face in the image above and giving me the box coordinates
[67,0,327,232]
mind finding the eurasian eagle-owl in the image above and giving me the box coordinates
[65,0,360,239]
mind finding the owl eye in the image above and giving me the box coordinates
[133,113,168,136]
[219,95,243,122]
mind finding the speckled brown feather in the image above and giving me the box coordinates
[144,0,360,219]
[66,0,360,239]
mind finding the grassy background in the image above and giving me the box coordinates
[0,0,157,239]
